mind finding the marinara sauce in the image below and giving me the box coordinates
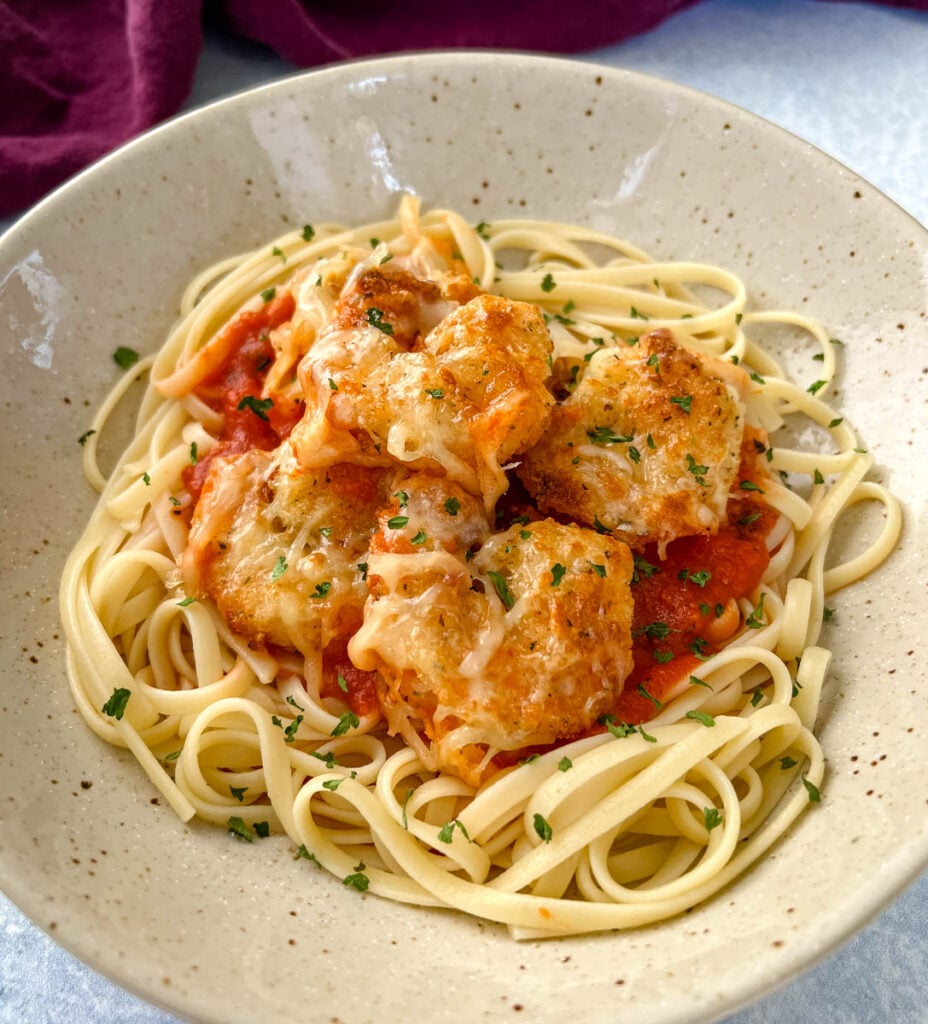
[182,292,303,503]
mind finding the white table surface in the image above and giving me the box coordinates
[2,1,926,1021]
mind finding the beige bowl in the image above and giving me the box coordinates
[1,52,926,1024]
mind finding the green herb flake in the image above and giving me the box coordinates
[475,221,491,239]
[301,224,316,242]
[424,388,444,399]
[141,472,151,486]
[636,683,663,708]
[284,715,303,742]
[533,813,553,842]
[386,515,409,530]
[550,563,567,587]
[751,688,765,707]
[260,287,276,303]
[113,346,140,370]
[704,807,723,832]
[685,709,716,727]
[237,395,274,421]
[443,497,461,516]
[189,441,198,465]
[557,756,573,772]
[589,562,607,578]
[486,570,515,611]
[600,715,636,739]
[253,821,270,838]
[336,673,349,693]
[230,785,247,802]
[828,417,844,428]
[271,555,288,580]
[227,817,252,842]
[739,480,764,493]
[176,596,196,607]
[807,379,827,395]
[802,777,822,803]
[77,429,97,446]
[686,454,709,487]
[587,426,634,445]
[670,395,693,414]
[813,468,825,485]
[311,582,332,599]
[322,778,342,792]
[366,307,395,335]
[745,592,767,629]
[272,245,287,263]
[331,711,360,737]
[540,273,556,293]
[343,864,371,891]
[101,687,131,720]
[780,755,799,769]
[410,530,428,545]
[690,675,711,689]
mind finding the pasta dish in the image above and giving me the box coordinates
[61,198,900,938]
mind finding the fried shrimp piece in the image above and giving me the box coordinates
[181,448,391,654]
[518,329,750,552]
[288,262,554,510]
[349,503,635,788]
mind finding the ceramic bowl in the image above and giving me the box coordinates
[1,52,926,1024]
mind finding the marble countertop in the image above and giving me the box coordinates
[2,1,926,1021]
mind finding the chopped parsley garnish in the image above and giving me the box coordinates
[628,446,641,464]
[365,307,394,335]
[331,711,360,737]
[686,454,709,487]
[807,379,827,395]
[227,817,252,842]
[302,224,315,241]
[322,778,342,791]
[253,821,270,838]
[745,593,767,629]
[738,511,762,527]
[550,563,567,587]
[678,568,712,587]
[328,377,338,391]
[271,556,288,580]
[311,582,332,599]
[670,394,692,414]
[689,675,711,689]
[593,516,613,535]
[386,515,409,530]
[632,554,659,584]
[260,287,276,303]
[780,755,799,769]
[230,785,247,802]
[685,710,716,727]
[533,813,553,842]
[557,757,573,772]
[739,480,764,492]
[283,715,303,742]
[599,714,636,738]
[828,417,844,428]
[751,688,765,707]
[486,570,515,611]
[630,306,649,320]
[802,777,822,803]
[654,650,675,663]
[475,221,491,239]
[540,273,556,293]
[237,395,274,421]
[357,561,369,580]
[393,490,409,508]
[634,621,672,641]
[813,468,825,485]
[336,673,349,693]
[272,245,286,262]
[444,497,461,516]
[437,819,471,844]
[77,429,96,446]
[310,749,337,769]
[343,864,370,891]
[703,807,723,832]
[587,426,634,445]
[176,596,196,607]
[101,687,131,720]
[410,530,427,545]
[113,346,140,370]
[424,388,444,399]
[189,441,198,465]
[589,562,607,578]
[636,683,662,708]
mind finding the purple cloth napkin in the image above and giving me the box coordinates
[2,0,927,219]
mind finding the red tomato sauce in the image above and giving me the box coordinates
[321,638,380,717]
[182,292,302,503]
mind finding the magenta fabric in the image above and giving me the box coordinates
[2,0,928,218]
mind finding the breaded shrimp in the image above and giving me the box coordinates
[518,329,749,552]
[288,262,554,510]
[349,500,635,787]
[182,448,391,654]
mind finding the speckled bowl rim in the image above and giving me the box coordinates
[1,50,926,1024]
